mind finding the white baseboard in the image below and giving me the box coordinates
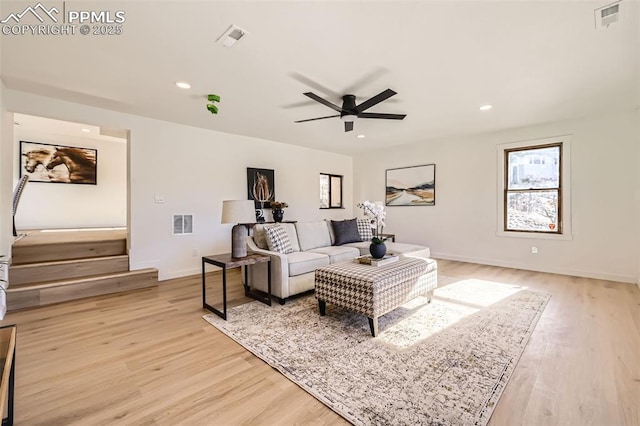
[160,267,200,281]
[432,252,637,284]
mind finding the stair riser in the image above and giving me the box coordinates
[12,240,127,265]
[9,256,129,286]
[7,270,158,311]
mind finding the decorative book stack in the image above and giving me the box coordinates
[355,254,399,267]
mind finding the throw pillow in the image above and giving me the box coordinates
[331,219,363,245]
[356,218,374,241]
[264,224,293,254]
[252,224,269,250]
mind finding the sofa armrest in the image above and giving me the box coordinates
[245,236,290,299]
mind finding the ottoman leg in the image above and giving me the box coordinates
[318,300,326,316]
[368,317,379,337]
[427,290,433,303]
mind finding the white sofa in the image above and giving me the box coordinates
[245,220,430,304]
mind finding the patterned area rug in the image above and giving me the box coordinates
[203,277,550,425]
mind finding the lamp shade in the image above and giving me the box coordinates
[221,200,255,224]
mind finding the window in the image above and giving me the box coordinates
[319,173,343,208]
[504,143,562,233]
[497,135,572,240]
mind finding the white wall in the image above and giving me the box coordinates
[354,111,639,283]
[0,82,12,257]
[14,124,127,229]
[4,88,353,280]
[637,108,640,288]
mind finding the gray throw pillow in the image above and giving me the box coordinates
[331,219,363,245]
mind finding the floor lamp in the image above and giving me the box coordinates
[221,200,256,258]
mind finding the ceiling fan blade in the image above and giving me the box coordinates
[303,92,344,113]
[355,89,397,113]
[294,114,340,123]
[358,112,406,120]
[344,121,354,132]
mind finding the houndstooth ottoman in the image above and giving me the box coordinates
[315,257,438,337]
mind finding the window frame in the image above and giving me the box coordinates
[319,173,343,209]
[504,142,563,234]
[496,135,572,241]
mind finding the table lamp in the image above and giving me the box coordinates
[221,200,256,258]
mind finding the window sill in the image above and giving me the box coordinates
[496,230,573,241]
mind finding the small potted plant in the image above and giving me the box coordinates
[271,201,289,223]
[357,201,387,258]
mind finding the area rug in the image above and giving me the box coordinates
[203,277,550,425]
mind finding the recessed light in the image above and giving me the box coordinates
[357,134,366,139]
[479,104,493,111]
[81,128,91,133]
[176,81,191,89]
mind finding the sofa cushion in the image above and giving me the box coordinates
[356,218,373,241]
[308,246,361,263]
[252,224,269,250]
[325,219,336,245]
[264,224,293,254]
[331,219,362,245]
[296,221,332,251]
[288,251,330,276]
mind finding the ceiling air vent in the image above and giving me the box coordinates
[595,2,622,29]
[216,24,248,47]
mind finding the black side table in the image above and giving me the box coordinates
[202,252,271,320]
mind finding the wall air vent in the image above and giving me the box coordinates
[173,214,193,235]
[216,24,248,47]
[595,1,622,29]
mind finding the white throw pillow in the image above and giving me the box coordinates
[264,224,293,254]
[357,218,374,241]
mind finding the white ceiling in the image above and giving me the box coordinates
[14,113,127,144]
[1,1,638,155]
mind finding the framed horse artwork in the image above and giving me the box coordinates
[20,141,97,185]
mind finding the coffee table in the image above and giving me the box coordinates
[315,256,437,337]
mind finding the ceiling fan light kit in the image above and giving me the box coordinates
[295,89,406,132]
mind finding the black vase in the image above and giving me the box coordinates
[369,242,387,259]
[272,209,284,223]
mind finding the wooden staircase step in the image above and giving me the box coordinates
[9,255,129,287]
[7,268,158,311]
[11,239,127,265]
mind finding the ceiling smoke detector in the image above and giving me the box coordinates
[216,24,248,47]
[595,1,622,29]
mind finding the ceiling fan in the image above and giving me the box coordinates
[294,89,406,132]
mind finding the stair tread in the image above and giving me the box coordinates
[9,255,129,269]
[7,268,157,292]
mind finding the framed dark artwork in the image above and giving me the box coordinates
[386,164,435,206]
[247,168,275,211]
[20,141,97,185]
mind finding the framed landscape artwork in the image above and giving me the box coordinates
[20,141,97,185]
[247,167,275,209]
[386,164,435,206]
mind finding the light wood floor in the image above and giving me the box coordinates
[0,260,638,425]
